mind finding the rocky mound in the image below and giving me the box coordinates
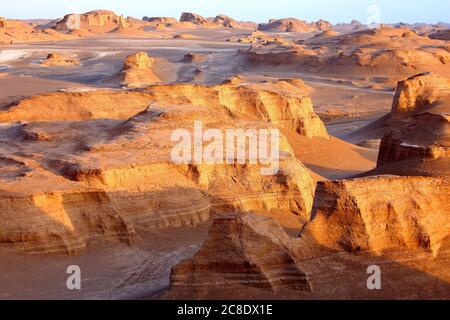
[0,18,73,44]
[313,19,332,31]
[429,29,450,40]
[375,112,450,176]
[53,10,146,34]
[40,53,80,67]
[120,52,161,88]
[142,16,178,25]
[179,12,209,26]
[212,14,241,28]
[232,31,289,45]
[258,18,317,33]
[169,213,311,298]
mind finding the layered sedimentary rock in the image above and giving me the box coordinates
[346,73,450,145]
[0,81,328,139]
[0,78,323,253]
[212,14,241,28]
[378,113,449,162]
[392,73,450,114]
[142,17,178,25]
[303,176,450,256]
[179,12,209,26]
[258,18,318,33]
[120,52,161,88]
[170,213,311,296]
[40,53,80,67]
[244,27,450,81]
[0,18,73,44]
[429,29,450,41]
[53,10,146,34]
[142,82,328,138]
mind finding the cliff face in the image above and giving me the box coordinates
[143,82,329,138]
[170,213,311,297]
[392,73,450,114]
[0,82,320,253]
[0,81,328,139]
[377,112,450,170]
[303,176,450,256]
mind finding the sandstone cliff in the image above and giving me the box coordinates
[0,81,328,139]
[392,73,450,114]
[303,176,450,256]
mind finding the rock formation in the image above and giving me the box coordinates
[392,73,450,114]
[244,27,450,82]
[40,53,80,67]
[313,19,332,31]
[429,29,450,40]
[258,18,317,33]
[0,81,328,139]
[142,16,178,25]
[303,176,450,256]
[170,213,311,297]
[0,76,326,253]
[346,73,450,145]
[179,12,209,26]
[120,52,161,88]
[212,14,241,28]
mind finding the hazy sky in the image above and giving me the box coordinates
[1,0,449,24]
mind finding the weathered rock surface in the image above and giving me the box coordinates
[0,81,328,139]
[429,29,450,40]
[303,176,450,256]
[179,12,209,26]
[170,213,311,296]
[40,53,80,67]
[244,27,450,81]
[258,18,317,33]
[392,73,450,114]
[120,52,161,88]
[346,73,450,146]
[212,14,241,28]
[0,79,322,253]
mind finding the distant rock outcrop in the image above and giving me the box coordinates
[429,29,450,41]
[40,53,80,67]
[313,19,332,31]
[120,52,161,88]
[179,12,209,26]
[170,213,311,296]
[258,18,317,32]
[142,16,178,25]
[212,14,241,28]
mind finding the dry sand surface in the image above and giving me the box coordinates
[0,10,448,300]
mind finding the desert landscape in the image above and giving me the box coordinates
[0,4,449,301]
